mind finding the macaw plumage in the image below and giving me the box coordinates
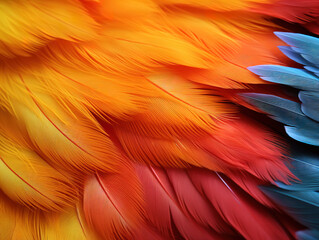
[0,0,319,239]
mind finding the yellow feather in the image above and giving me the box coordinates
[40,208,94,240]
[0,0,97,58]
[154,0,270,11]
[0,133,77,211]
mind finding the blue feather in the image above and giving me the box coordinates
[248,32,319,238]
[296,230,319,240]
[274,32,319,67]
[299,91,319,122]
[274,32,319,53]
[261,187,319,229]
[247,65,319,91]
[240,93,319,145]
[240,93,317,128]
[285,127,319,146]
[304,66,319,77]
[278,46,310,66]
[276,154,319,190]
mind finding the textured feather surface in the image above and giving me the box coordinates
[241,93,319,146]
[0,133,76,210]
[245,32,319,240]
[189,169,292,240]
[83,161,144,240]
[135,165,225,240]
[1,1,318,239]
[0,0,97,58]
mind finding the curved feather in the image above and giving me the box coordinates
[166,169,233,233]
[274,32,319,66]
[299,91,319,122]
[261,187,319,230]
[247,65,319,91]
[2,86,121,174]
[0,133,76,211]
[189,169,292,240]
[0,0,97,58]
[297,230,319,240]
[135,165,225,240]
[240,93,319,146]
[83,162,144,240]
[285,127,319,146]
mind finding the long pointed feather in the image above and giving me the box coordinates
[248,65,319,91]
[261,187,319,229]
[0,133,76,211]
[83,162,144,240]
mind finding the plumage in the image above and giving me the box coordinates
[1,1,319,239]
[83,162,144,240]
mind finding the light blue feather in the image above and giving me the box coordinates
[247,65,319,91]
[304,66,319,77]
[285,127,319,146]
[274,32,319,67]
[274,32,319,53]
[299,91,319,122]
[278,46,310,66]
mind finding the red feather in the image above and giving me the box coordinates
[189,169,292,240]
[83,161,144,240]
[135,165,226,240]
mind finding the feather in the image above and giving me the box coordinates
[147,72,233,119]
[274,32,319,66]
[278,46,310,66]
[166,169,233,233]
[198,117,291,183]
[240,93,319,146]
[135,165,224,240]
[261,187,319,230]
[189,169,291,240]
[115,127,224,170]
[227,172,276,207]
[247,65,319,91]
[0,0,97,58]
[284,127,319,146]
[0,85,121,174]
[115,98,214,140]
[0,133,76,211]
[276,153,319,191]
[83,161,144,240]
[299,91,319,122]
[296,230,319,240]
